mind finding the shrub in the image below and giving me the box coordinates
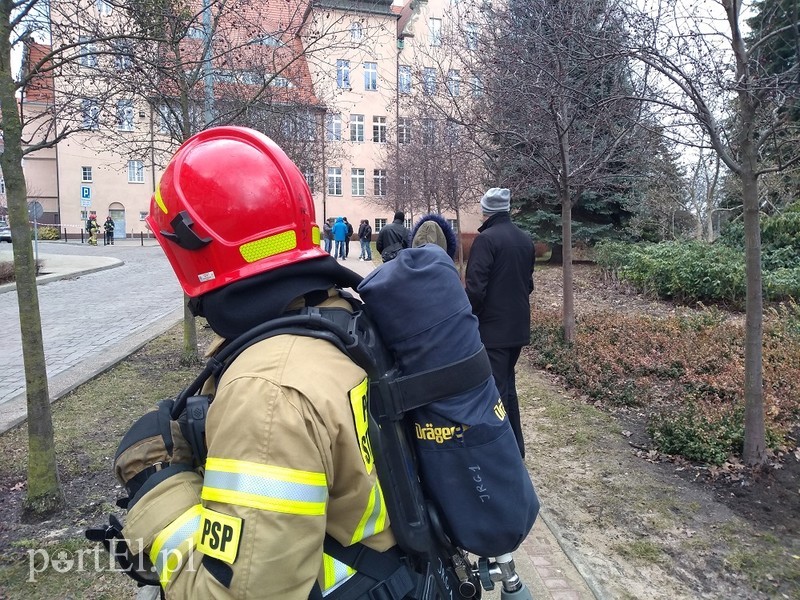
[528,307,799,465]
[36,226,60,240]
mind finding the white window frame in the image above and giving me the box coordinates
[336,59,351,89]
[423,68,436,95]
[350,114,364,142]
[471,76,484,97]
[398,117,411,144]
[422,118,436,146]
[351,22,363,42]
[375,218,387,232]
[429,18,442,46]
[117,99,135,131]
[128,160,145,184]
[81,166,93,182]
[364,62,378,91]
[327,167,342,196]
[447,70,460,97]
[466,22,478,50]
[372,116,386,143]
[82,99,100,129]
[373,169,386,196]
[96,0,113,16]
[326,113,342,141]
[79,37,98,68]
[398,65,411,94]
[351,168,365,196]
[304,168,315,192]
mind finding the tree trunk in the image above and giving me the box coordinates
[741,168,767,465]
[0,12,63,513]
[562,193,575,343]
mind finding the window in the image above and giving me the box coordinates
[423,68,437,95]
[398,117,411,144]
[351,169,365,196]
[429,18,442,46]
[81,166,93,182]
[466,22,478,50]
[372,116,386,143]
[117,99,135,131]
[336,59,350,89]
[373,169,386,196]
[294,111,316,141]
[187,25,205,39]
[350,114,364,142]
[128,160,144,184]
[351,22,363,41]
[364,62,378,91]
[251,33,283,46]
[471,76,484,97]
[447,70,460,97]
[114,44,132,71]
[399,170,411,196]
[78,37,98,68]
[327,167,342,195]
[444,121,460,144]
[0,179,4,195]
[304,168,315,192]
[81,99,100,129]
[326,113,342,141]
[422,118,436,146]
[447,219,459,233]
[375,218,387,232]
[398,65,411,94]
[96,0,112,16]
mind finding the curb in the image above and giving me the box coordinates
[0,255,124,295]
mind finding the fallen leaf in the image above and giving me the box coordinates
[622,430,632,437]
[10,481,25,491]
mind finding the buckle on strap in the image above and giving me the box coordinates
[367,565,414,600]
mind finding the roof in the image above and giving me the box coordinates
[21,42,55,103]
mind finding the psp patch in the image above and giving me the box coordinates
[197,507,243,565]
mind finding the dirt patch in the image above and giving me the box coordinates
[524,263,800,599]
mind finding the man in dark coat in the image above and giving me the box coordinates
[343,217,353,259]
[465,188,535,457]
[376,211,410,262]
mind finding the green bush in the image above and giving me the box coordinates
[36,226,60,240]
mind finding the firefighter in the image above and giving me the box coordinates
[114,127,412,599]
[87,214,100,246]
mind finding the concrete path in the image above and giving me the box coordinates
[0,239,604,600]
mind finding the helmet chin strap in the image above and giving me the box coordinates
[162,211,212,251]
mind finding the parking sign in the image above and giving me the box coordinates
[81,186,91,200]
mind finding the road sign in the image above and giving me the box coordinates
[81,185,91,201]
[80,199,92,207]
[27,201,43,220]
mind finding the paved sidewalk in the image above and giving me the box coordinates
[0,241,604,600]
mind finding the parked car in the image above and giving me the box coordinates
[0,222,10,243]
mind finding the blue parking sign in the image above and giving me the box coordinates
[81,186,91,200]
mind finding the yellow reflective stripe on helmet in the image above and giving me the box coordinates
[322,553,356,596]
[239,230,297,263]
[350,481,388,544]
[202,457,328,515]
[149,504,202,587]
[312,226,321,245]
[154,185,168,215]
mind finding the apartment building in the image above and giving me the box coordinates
[15,0,486,240]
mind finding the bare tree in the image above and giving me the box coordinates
[480,0,655,342]
[628,0,800,465]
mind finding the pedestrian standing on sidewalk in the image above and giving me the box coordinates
[323,217,334,254]
[104,216,115,245]
[464,188,535,458]
[343,217,353,259]
[358,219,372,261]
[376,211,410,263]
[410,214,457,260]
[332,216,348,260]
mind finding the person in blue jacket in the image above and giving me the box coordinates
[332,216,349,260]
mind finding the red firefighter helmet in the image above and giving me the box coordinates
[147,127,327,297]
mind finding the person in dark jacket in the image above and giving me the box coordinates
[465,188,535,457]
[343,217,353,259]
[357,219,373,261]
[376,211,410,262]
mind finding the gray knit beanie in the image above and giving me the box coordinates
[480,188,511,214]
